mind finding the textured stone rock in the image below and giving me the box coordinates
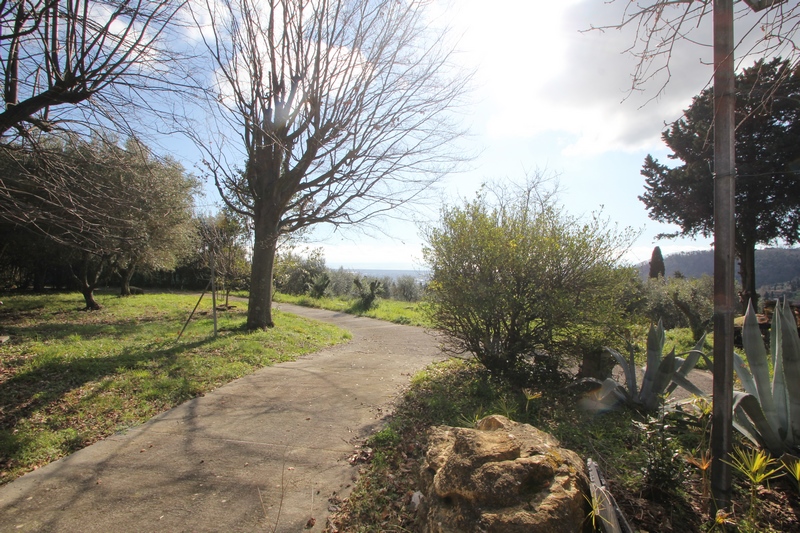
[418,415,589,533]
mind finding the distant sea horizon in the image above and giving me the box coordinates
[332,267,430,281]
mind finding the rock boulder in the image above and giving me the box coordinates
[418,415,589,533]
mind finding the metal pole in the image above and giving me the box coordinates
[711,0,736,512]
[211,251,218,338]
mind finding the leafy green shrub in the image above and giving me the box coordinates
[639,275,713,341]
[390,274,422,302]
[273,247,326,295]
[308,273,330,298]
[637,408,687,501]
[327,267,357,297]
[422,177,637,381]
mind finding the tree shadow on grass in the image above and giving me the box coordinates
[0,337,217,460]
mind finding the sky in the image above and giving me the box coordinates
[199,0,792,271]
[312,0,720,271]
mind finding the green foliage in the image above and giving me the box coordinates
[352,277,382,311]
[0,135,199,305]
[726,446,784,522]
[325,267,357,297]
[273,247,327,296]
[732,299,800,456]
[390,274,423,302]
[640,58,800,311]
[308,273,331,299]
[422,177,637,380]
[635,408,686,500]
[638,275,713,340]
[0,292,349,484]
[783,457,800,494]
[367,427,401,448]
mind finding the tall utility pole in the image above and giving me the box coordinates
[710,0,736,511]
[709,0,787,511]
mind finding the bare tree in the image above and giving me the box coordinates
[197,209,252,307]
[191,0,469,329]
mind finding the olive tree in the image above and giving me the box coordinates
[422,176,638,382]
[1,134,198,308]
[191,0,468,329]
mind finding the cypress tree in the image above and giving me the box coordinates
[649,246,666,279]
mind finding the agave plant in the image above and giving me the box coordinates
[733,299,800,456]
[581,320,708,412]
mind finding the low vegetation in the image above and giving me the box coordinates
[328,359,800,533]
[273,292,430,327]
[0,291,350,484]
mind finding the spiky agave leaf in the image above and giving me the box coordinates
[639,320,665,404]
[605,345,637,399]
[733,391,785,455]
[733,298,800,454]
[776,300,800,446]
[740,301,780,433]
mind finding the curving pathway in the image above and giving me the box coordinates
[0,304,445,533]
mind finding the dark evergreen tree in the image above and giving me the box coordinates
[649,246,666,279]
[640,58,800,313]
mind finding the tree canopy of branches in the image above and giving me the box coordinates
[0,0,186,143]
[640,58,800,313]
[192,0,468,329]
[0,0,190,253]
[0,134,198,307]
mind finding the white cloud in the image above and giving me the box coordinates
[444,0,768,156]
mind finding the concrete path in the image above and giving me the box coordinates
[0,304,445,533]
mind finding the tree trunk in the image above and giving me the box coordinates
[33,267,46,292]
[737,241,758,315]
[247,209,280,330]
[81,285,102,310]
[119,264,136,296]
[73,252,104,310]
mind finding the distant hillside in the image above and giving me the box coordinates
[636,247,800,286]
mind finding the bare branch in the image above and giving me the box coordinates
[591,0,800,101]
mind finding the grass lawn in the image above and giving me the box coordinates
[0,291,350,485]
[272,292,430,327]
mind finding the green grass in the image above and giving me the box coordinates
[272,292,430,327]
[0,291,350,484]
